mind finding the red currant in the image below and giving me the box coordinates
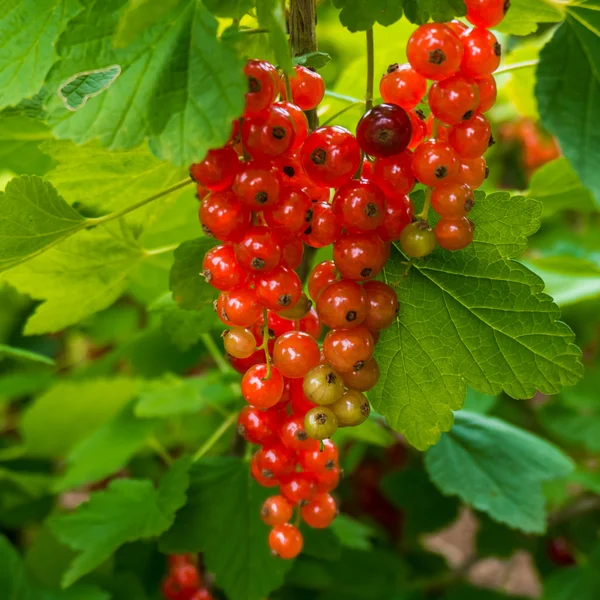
[377,194,414,242]
[412,140,459,187]
[475,75,497,113]
[302,201,342,248]
[316,279,368,329]
[190,146,240,191]
[408,109,428,149]
[202,244,247,291]
[244,59,278,116]
[298,439,339,473]
[431,181,475,218]
[227,348,264,374]
[447,19,469,37]
[284,66,325,110]
[314,465,341,493]
[379,63,427,110]
[281,238,304,270]
[279,414,320,452]
[455,156,488,188]
[223,327,256,359]
[356,103,412,158]
[323,326,374,373]
[256,265,302,311]
[465,0,510,29]
[407,23,464,81]
[275,102,309,150]
[399,221,437,258]
[264,188,312,234]
[362,280,399,332]
[308,260,338,302]
[261,495,293,526]
[268,523,303,559]
[333,233,390,281]
[429,73,481,125]
[460,28,502,78]
[199,190,250,242]
[237,405,281,444]
[435,217,474,251]
[273,331,321,379]
[256,442,296,478]
[274,149,309,189]
[449,113,493,159]
[232,162,281,209]
[301,126,361,188]
[235,226,282,272]
[332,179,386,232]
[242,105,296,159]
[373,150,415,197]
[302,493,337,528]
[290,378,318,416]
[242,364,284,408]
[217,287,262,327]
[299,307,322,339]
[341,357,380,392]
[280,472,318,505]
[251,453,279,487]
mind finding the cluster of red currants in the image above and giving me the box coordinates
[162,554,213,600]
[189,0,509,561]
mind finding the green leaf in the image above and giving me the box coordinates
[56,402,159,491]
[0,0,82,110]
[0,535,109,600]
[462,387,497,414]
[528,158,598,216]
[113,0,182,47]
[330,514,376,551]
[58,67,121,111]
[425,411,574,533]
[540,404,600,453]
[332,0,405,31]
[372,192,583,450]
[203,0,253,19]
[543,546,600,600]
[42,140,188,223]
[0,114,53,176]
[444,587,529,600]
[160,457,293,600]
[2,225,145,335]
[0,344,55,366]
[256,0,294,74]
[51,457,190,587]
[21,377,140,458]
[135,373,235,418]
[497,0,565,36]
[0,176,86,273]
[0,372,55,399]
[293,52,332,69]
[170,238,219,311]
[49,0,246,167]
[537,9,600,205]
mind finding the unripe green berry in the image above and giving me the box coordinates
[304,407,338,439]
[303,364,345,406]
[330,390,370,427]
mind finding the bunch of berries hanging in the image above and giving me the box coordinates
[189,0,509,560]
[162,554,213,600]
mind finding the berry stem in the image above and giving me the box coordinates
[365,28,374,112]
[284,72,293,103]
[147,435,174,466]
[192,412,238,462]
[416,188,432,220]
[260,308,274,380]
[321,100,365,127]
[494,59,539,75]
[324,90,364,104]
[143,243,179,257]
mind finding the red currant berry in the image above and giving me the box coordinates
[254,311,295,340]
[431,181,475,218]
[190,589,214,600]
[279,414,320,452]
[202,244,247,291]
[217,287,262,327]
[284,66,325,110]
[199,191,250,242]
[235,226,282,272]
[268,523,303,559]
[227,348,264,374]
[299,439,339,473]
[427,114,450,142]
[223,327,256,359]
[264,188,313,234]
[273,331,321,379]
[280,472,318,506]
[447,19,469,37]
[465,0,510,29]
[251,453,279,487]
[408,109,428,149]
[167,554,195,569]
[190,147,240,191]
[274,149,309,189]
[333,232,390,281]
[341,357,380,392]
[302,201,342,249]
[281,238,304,270]
[261,495,294,527]
[314,465,341,493]
[455,156,488,188]
[237,405,281,444]
[373,150,415,197]
[323,326,374,373]
[275,102,309,149]
[362,280,399,331]
[308,260,338,302]
[290,378,318,416]
[380,63,427,110]
[435,217,474,251]
[356,103,412,158]
[299,307,322,339]
[460,28,502,78]
[475,75,497,113]
[332,179,386,232]
[316,279,368,329]
[256,441,296,479]
[256,265,302,311]
[244,59,278,116]
[242,364,284,408]
[303,182,330,202]
[407,23,464,81]
[399,221,437,258]
[377,194,414,242]
[449,113,493,159]
[301,126,361,188]
[301,493,337,528]
[412,140,459,187]
[429,74,481,125]
[232,162,281,209]
[242,105,296,159]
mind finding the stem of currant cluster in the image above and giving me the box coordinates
[259,308,273,380]
[365,28,374,113]
[417,187,432,220]
[284,72,293,102]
